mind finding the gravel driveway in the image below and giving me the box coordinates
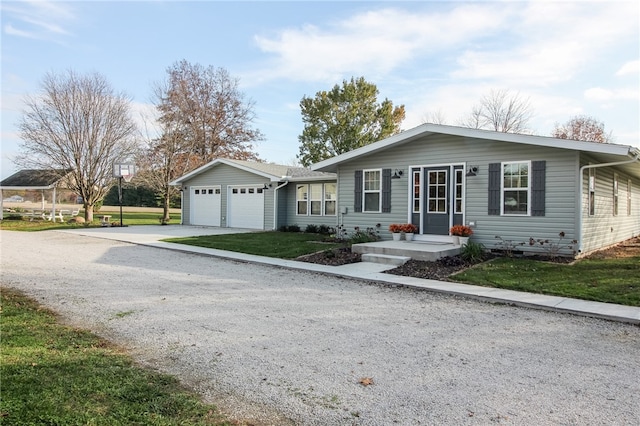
[1,230,639,425]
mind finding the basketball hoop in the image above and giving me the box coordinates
[113,163,136,182]
[113,162,136,227]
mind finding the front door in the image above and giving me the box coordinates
[420,166,464,235]
[423,167,450,235]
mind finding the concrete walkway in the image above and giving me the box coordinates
[58,225,640,325]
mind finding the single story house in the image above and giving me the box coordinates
[310,124,640,255]
[170,158,337,231]
[172,124,639,256]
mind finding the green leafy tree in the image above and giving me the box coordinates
[297,77,405,166]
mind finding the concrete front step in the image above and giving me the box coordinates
[353,240,460,262]
[361,253,411,266]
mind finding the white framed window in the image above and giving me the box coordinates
[412,171,420,213]
[588,168,596,216]
[628,179,632,216]
[455,169,463,214]
[296,185,308,215]
[310,183,322,215]
[296,183,337,216]
[502,161,530,215]
[613,174,619,216]
[324,183,336,216]
[363,169,381,212]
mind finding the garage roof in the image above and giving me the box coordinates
[170,158,336,185]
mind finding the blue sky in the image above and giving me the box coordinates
[2,0,639,179]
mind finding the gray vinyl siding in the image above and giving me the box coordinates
[580,155,640,253]
[180,163,274,229]
[335,134,580,252]
[282,181,339,230]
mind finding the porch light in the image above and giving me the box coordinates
[263,183,272,190]
[391,169,404,179]
[466,166,479,177]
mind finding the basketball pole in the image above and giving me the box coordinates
[118,175,123,227]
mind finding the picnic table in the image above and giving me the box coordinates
[99,215,112,226]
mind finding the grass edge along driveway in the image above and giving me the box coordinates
[0,287,232,426]
[452,256,639,307]
[166,232,639,307]
[164,231,343,259]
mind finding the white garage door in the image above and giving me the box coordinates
[228,186,264,229]
[191,186,221,226]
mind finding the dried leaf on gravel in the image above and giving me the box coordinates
[359,377,374,386]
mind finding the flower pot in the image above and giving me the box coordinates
[451,235,460,245]
[460,236,469,246]
[392,232,402,241]
[405,233,414,241]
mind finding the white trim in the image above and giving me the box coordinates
[501,160,532,216]
[362,168,382,213]
[311,123,638,172]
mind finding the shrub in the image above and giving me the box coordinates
[287,224,301,233]
[494,235,525,257]
[349,224,381,244]
[305,224,319,234]
[3,214,23,221]
[528,231,578,259]
[460,241,485,262]
[317,224,333,235]
[279,224,301,233]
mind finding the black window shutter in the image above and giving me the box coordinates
[382,168,392,213]
[531,161,546,216]
[354,170,363,212]
[488,163,501,215]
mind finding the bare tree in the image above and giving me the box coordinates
[137,61,264,221]
[552,115,613,143]
[460,89,533,133]
[421,109,448,125]
[157,60,264,163]
[135,101,200,222]
[17,70,137,222]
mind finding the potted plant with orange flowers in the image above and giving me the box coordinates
[401,223,418,241]
[450,224,473,246]
[389,224,403,241]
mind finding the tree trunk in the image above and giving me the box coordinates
[84,204,94,223]
[162,188,171,224]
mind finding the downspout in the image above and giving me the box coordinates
[273,180,289,230]
[578,151,640,253]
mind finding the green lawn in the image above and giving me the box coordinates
[164,231,343,259]
[167,232,640,307]
[452,256,640,306]
[0,211,181,231]
[0,287,230,425]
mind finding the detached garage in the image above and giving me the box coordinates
[171,158,336,230]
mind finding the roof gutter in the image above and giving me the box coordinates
[577,150,640,253]
[273,179,289,230]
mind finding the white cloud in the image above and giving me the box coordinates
[616,60,640,76]
[584,87,639,102]
[251,4,511,83]
[1,0,75,40]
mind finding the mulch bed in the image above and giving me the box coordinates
[296,236,640,280]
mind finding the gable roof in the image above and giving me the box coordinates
[311,123,640,177]
[0,169,72,190]
[170,158,335,185]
